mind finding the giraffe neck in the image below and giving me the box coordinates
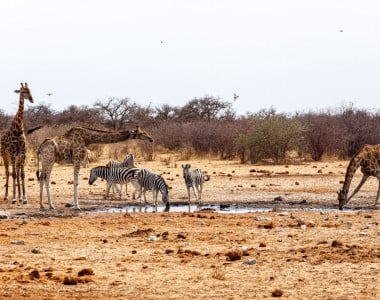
[10,97,25,135]
[66,127,134,146]
[342,155,362,193]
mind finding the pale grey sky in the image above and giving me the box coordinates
[1,0,379,116]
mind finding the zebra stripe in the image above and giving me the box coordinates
[136,169,170,212]
[182,164,210,211]
[88,166,140,199]
[105,154,137,197]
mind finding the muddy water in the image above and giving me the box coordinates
[94,203,355,214]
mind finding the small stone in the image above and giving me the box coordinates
[11,240,25,245]
[255,216,272,222]
[243,258,257,265]
[277,212,289,217]
[300,224,306,230]
[31,247,41,254]
[359,232,368,236]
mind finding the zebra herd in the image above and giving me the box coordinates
[88,154,209,212]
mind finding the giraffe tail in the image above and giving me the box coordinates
[26,125,43,135]
[36,148,41,181]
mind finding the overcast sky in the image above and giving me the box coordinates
[1,0,379,116]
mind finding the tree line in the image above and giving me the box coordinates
[1,96,379,163]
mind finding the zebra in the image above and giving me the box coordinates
[136,169,170,212]
[181,164,210,212]
[88,166,140,199]
[105,154,137,197]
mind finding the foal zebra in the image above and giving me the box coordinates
[136,169,170,212]
[182,164,210,212]
[106,154,136,197]
[88,166,140,199]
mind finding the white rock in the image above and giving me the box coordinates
[148,236,157,242]
[243,258,257,265]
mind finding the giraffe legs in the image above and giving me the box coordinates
[3,159,10,201]
[73,164,81,210]
[17,154,28,204]
[11,159,18,204]
[374,178,380,207]
[39,171,55,210]
[347,174,369,204]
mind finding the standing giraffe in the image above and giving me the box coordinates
[1,83,34,204]
[338,144,380,210]
[36,125,153,210]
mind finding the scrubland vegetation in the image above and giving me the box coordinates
[2,95,379,163]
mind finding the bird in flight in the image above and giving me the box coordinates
[233,93,239,101]
[46,93,54,96]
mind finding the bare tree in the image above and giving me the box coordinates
[55,105,103,127]
[179,95,235,122]
[298,112,335,161]
[154,104,181,122]
[24,104,55,128]
[93,97,138,130]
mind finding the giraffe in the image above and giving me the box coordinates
[36,125,153,210]
[337,144,380,210]
[1,83,34,204]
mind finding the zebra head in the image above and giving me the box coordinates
[123,153,136,167]
[88,167,100,185]
[160,177,170,212]
[181,164,191,176]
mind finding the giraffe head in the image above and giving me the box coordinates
[337,188,348,210]
[130,126,153,142]
[14,82,34,103]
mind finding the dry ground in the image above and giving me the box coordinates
[0,156,379,299]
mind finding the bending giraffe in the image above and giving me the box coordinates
[36,125,153,210]
[338,144,380,210]
[1,83,34,204]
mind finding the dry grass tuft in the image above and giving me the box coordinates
[211,266,226,280]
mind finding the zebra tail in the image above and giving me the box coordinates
[204,174,210,181]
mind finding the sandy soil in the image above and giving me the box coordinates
[0,157,379,299]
